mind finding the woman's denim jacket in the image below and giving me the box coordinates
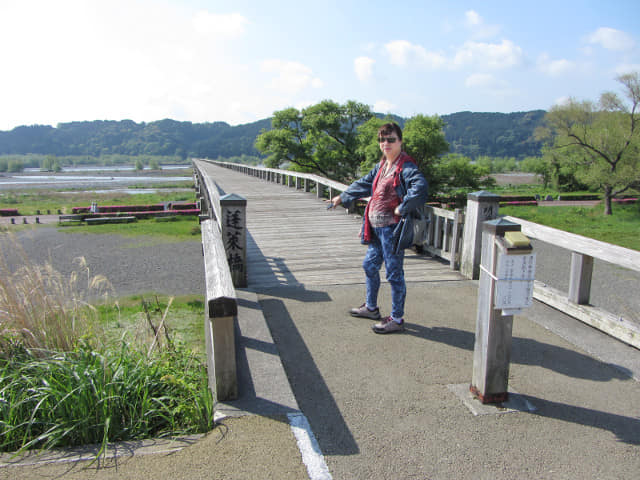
[339,158,428,244]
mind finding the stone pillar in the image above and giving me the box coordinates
[220,193,247,288]
[460,191,500,279]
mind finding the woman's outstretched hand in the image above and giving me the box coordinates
[327,195,342,210]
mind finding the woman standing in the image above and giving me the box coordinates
[328,122,428,334]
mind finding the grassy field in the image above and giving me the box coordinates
[60,216,203,241]
[499,203,640,251]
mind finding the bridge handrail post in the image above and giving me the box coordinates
[568,252,593,304]
[460,191,501,279]
[471,218,531,404]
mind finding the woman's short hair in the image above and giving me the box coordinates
[377,122,402,141]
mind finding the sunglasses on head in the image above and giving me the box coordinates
[378,136,398,143]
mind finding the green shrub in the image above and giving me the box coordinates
[0,342,213,453]
[0,237,213,455]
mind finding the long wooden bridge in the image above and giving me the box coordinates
[195,160,462,290]
[192,158,639,403]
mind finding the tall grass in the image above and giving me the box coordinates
[0,235,112,354]
[0,234,214,455]
[0,343,213,453]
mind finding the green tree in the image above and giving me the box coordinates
[541,146,588,192]
[135,158,144,171]
[354,116,388,174]
[255,100,373,181]
[40,155,55,171]
[433,154,495,202]
[7,160,24,173]
[520,156,552,188]
[402,114,450,197]
[540,72,640,214]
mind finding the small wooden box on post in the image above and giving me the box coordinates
[220,193,247,288]
[471,218,536,404]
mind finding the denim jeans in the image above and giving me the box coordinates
[363,224,406,319]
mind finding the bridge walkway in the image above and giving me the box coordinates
[197,162,462,289]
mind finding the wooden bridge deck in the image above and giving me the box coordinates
[197,162,464,289]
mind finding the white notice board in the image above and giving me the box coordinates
[494,252,536,311]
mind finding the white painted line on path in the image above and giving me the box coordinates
[288,412,332,480]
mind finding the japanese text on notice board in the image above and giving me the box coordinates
[494,253,536,310]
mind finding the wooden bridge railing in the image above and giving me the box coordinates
[193,159,243,401]
[197,159,639,350]
[503,215,640,349]
[203,159,465,269]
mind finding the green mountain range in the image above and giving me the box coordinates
[0,110,546,160]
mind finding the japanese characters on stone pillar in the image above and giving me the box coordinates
[220,193,247,288]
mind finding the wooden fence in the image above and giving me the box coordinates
[503,215,640,349]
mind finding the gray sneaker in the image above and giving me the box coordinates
[349,303,381,320]
[372,317,405,334]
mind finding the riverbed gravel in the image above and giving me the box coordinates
[4,227,205,298]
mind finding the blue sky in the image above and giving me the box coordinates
[1,0,639,131]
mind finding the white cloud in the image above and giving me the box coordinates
[384,40,446,69]
[453,39,523,69]
[537,53,575,77]
[192,11,249,38]
[0,1,267,128]
[464,10,500,39]
[464,73,515,97]
[261,59,324,94]
[465,10,482,27]
[373,100,396,113]
[586,27,635,51]
[615,63,640,75]
[354,56,375,82]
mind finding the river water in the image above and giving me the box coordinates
[0,165,193,193]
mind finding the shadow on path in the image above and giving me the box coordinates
[521,394,640,445]
[403,323,633,381]
[259,296,359,456]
